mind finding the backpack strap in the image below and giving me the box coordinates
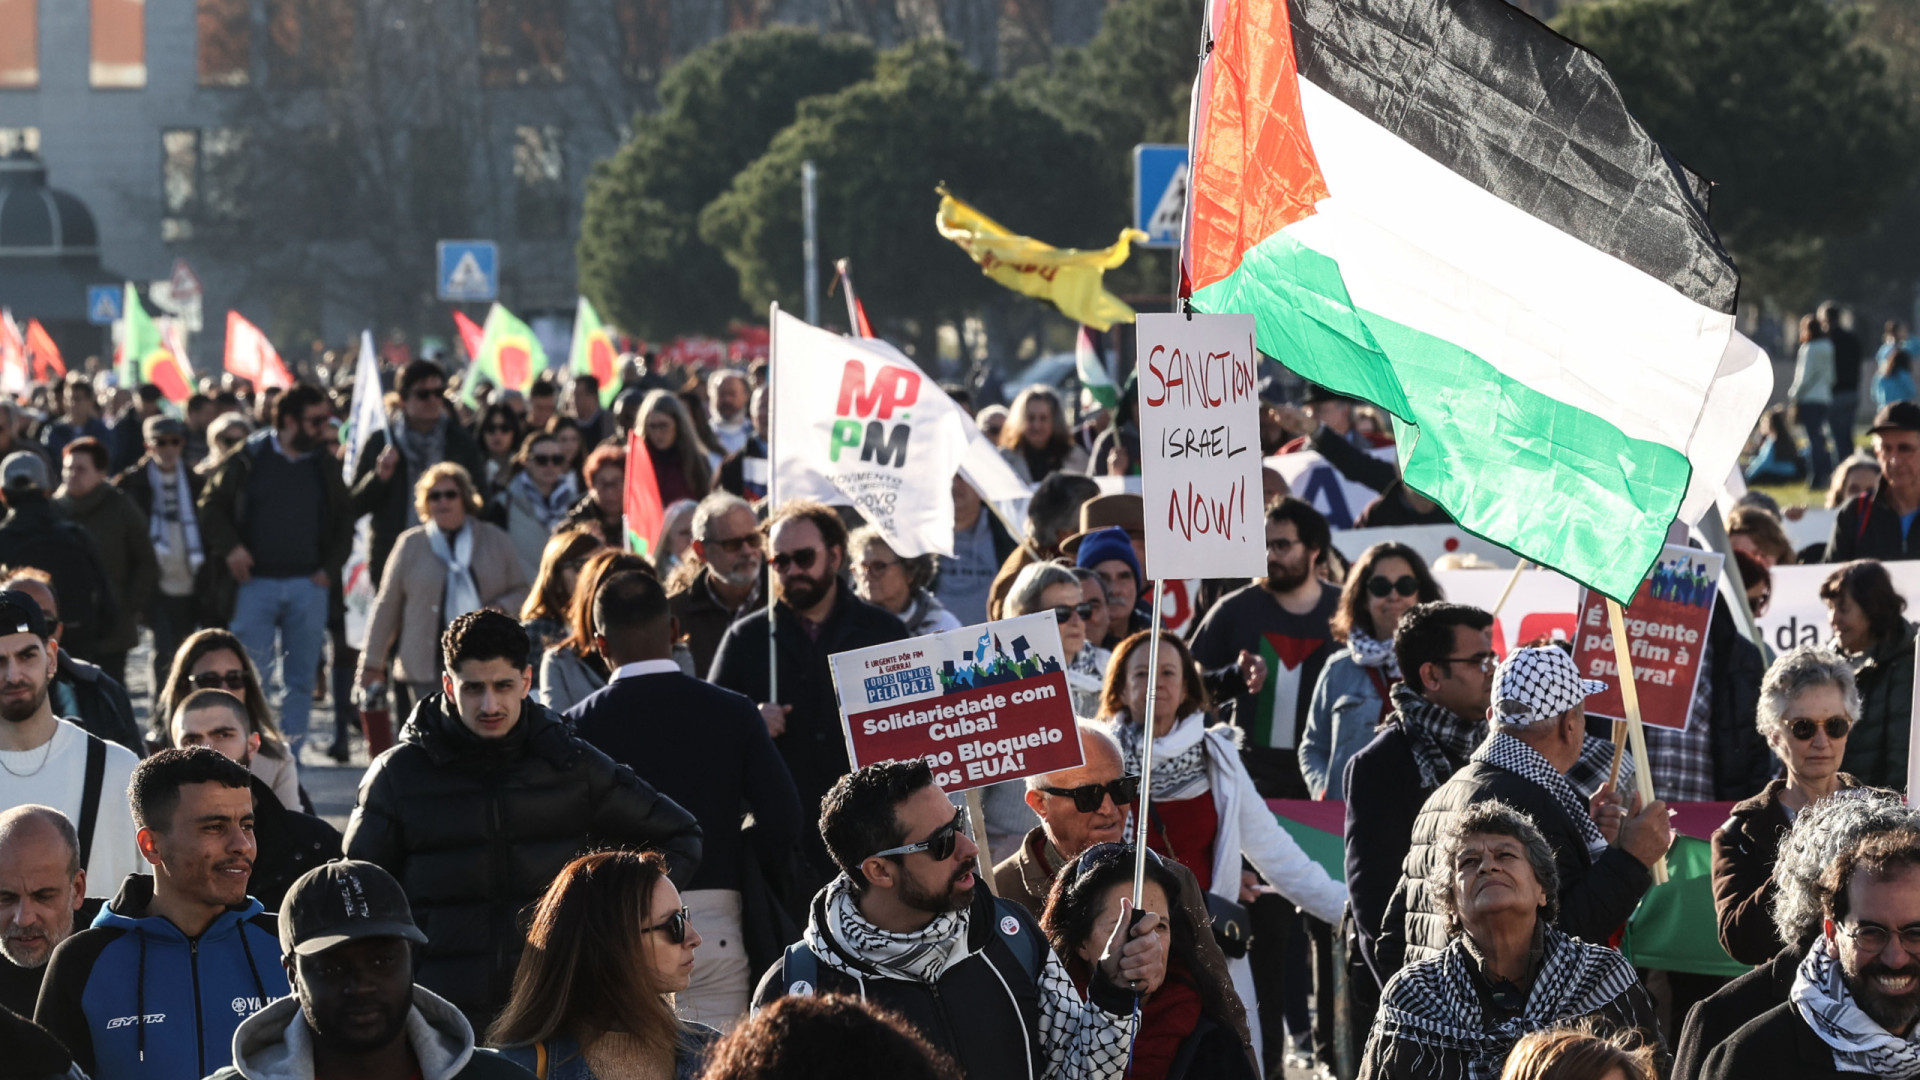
[76,732,107,873]
[991,898,1046,985]
[781,941,822,996]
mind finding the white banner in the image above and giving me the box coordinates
[771,310,972,557]
[1137,312,1264,581]
[343,330,387,483]
[1330,523,1523,570]
[1755,560,1920,656]
[1431,566,1582,656]
[1267,446,1401,529]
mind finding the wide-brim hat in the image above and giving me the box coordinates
[1058,493,1145,556]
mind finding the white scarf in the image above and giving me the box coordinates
[508,468,578,531]
[1793,934,1920,1078]
[806,874,972,984]
[1114,712,1212,801]
[429,523,482,626]
[146,460,204,572]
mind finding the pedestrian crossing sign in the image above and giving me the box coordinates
[1132,144,1188,250]
[437,241,498,303]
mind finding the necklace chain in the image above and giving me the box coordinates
[0,734,56,778]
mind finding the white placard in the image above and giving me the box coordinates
[1136,312,1264,581]
[1266,448,1400,529]
[1755,560,1920,655]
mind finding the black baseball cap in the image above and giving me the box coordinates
[1870,401,1920,436]
[0,590,52,640]
[280,860,428,956]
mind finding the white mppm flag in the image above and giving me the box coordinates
[342,331,387,483]
[772,309,979,557]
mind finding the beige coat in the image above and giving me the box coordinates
[359,520,529,685]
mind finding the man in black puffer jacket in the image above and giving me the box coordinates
[345,610,703,1030]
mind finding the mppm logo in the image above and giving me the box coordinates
[830,360,920,468]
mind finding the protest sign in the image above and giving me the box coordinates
[1755,560,1920,655]
[1267,448,1400,529]
[1431,566,1581,654]
[1572,545,1723,729]
[829,613,1083,793]
[1137,313,1264,580]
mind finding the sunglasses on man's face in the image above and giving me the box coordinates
[1040,775,1141,814]
[870,806,969,863]
[1367,574,1419,598]
[707,533,763,554]
[528,453,567,468]
[410,386,445,402]
[1052,602,1095,625]
[152,437,184,449]
[1789,716,1851,741]
[641,906,692,945]
[426,489,462,503]
[191,669,248,691]
[771,547,821,573]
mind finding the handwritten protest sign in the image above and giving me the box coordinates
[1137,313,1264,580]
[1572,545,1723,730]
[829,613,1083,793]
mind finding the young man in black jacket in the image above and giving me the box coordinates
[345,610,702,1030]
[348,360,485,586]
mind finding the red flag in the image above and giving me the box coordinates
[223,311,295,390]
[623,429,665,558]
[453,310,485,365]
[24,320,64,379]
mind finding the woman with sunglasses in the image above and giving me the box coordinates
[849,525,963,638]
[1819,559,1917,787]
[1008,562,1105,718]
[1101,629,1346,1067]
[491,849,720,1080]
[521,527,604,664]
[1041,844,1258,1080]
[1299,543,1442,800]
[1710,645,1864,965]
[473,402,528,502]
[156,628,302,810]
[486,430,583,581]
[358,463,530,714]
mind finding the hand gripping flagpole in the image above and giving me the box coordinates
[767,303,780,706]
[1132,578,1166,909]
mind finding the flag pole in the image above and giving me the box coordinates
[767,304,781,707]
[1132,578,1166,908]
[1605,597,1667,885]
[1490,559,1531,618]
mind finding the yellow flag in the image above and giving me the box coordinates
[935,189,1148,331]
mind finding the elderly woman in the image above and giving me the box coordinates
[1819,559,1918,787]
[1042,844,1257,1080]
[1102,629,1346,1066]
[849,525,962,636]
[1007,562,1105,717]
[359,462,529,712]
[1299,542,1442,799]
[1711,645,1863,965]
[1362,801,1660,1080]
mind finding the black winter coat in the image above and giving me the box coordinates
[1704,602,1774,800]
[56,651,143,757]
[248,776,342,912]
[343,693,703,1027]
[1842,622,1918,790]
[1342,725,1436,989]
[349,421,487,585]
[1828,481,1920,564]
[1375,759,1653,976]
[1700,1000,1867,1079]
[1673,941,1801,1080]
[0,495,113,662]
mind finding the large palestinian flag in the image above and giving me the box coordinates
[1185,0,1772,602]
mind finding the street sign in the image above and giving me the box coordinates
[86,285,123,326]
[1132,144,1188,250]
[169,258,202,303]
[437,241,498,303]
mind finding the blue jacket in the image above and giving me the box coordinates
[33,874,289,1080]
[496,1025,721,1080]
[1297,649,1391,800]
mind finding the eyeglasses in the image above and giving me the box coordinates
[1367,575,1419,598]
[870,806,968,863]
[641,906,692,945]
[1040,775,1141,814]
[409,386,445,402]
[771,547,821,573]
[528,454,567,467]
[1052,602,1095,625]
[1839,921,1920,954]
[426,489,463,503]
[1267,537,1300,554]
[1789,716,1851,741]
[706,534,763,554]
[1443,652,1499,673]
[191,669,248,691]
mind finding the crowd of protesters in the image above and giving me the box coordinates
[0,316,1916,1080]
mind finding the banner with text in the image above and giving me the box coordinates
[1572,545,1723,730]
[1756,560,1920,656]
[1138,312,1264,580]
[830,613,1083,793]
[1267,448,1400,530]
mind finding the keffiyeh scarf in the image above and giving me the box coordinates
[1792,933,1920,1078]
[394,414,447,522]
[508,468,579,531]
[1374,924,1641,1080]
[1114,712,1211,801]
[1474,732,1608,862]
[1390,683,1487,791]
[146,461,204,572]
[1348,627,1400,676]
[807,874,971,984]
[429,523,482,626]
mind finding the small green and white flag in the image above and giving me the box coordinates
[1075,326,1117,411]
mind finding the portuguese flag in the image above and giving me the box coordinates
[462,303,545,407]
[570,296,621,407]
[1184,0,1772,602]
[115,284,192,403]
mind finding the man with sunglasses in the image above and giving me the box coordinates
[114,416,207,709]
[755,759,1163,1079]
[710,499,907,888]
[669,493,766,676]
[348,360,486,586]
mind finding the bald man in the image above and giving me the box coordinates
[0,805,99,1016]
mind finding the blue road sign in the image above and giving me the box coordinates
[437,241,499,303]
[86,285,122,326]
[1132,144,1189,250]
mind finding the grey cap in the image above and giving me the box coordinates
[2,452,48,493]
[143,415,187,442]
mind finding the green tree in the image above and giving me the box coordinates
[576,29,876,340]
[699,39,1106,353]
[1557,0,1916,304]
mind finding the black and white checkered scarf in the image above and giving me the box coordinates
[1374,924,1641,1080]
[1348,626,1400,675]
[806,874,970,984]
[1388,683,1486,791]
[1474,732,1607,862]
[1792,933,1920,1078]
[1113,712,1211,801]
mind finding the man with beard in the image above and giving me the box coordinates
[35,748,288,1080]
[0,806,99,1016]
[205,860,530,1080]
[200,385,352,749]
[753,759,1164,1079]
[0,590,141,893]
[0,568,144,757]
[710,499,908,887]
[1702,827,1920,1079]
[172,690,341,911]
[349,360,485,585]
[669,492,767,676]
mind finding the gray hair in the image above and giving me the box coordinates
[691,492,754,542]
[707,368,748,404]
[1025,472,1101,548]
[0,804,81,877]
[1428,800,1560,936]
[848,525,935,590]
[1027,722,1124,790]
[1771,787,1913,945]
[1007,562,1081,619]
[1757,645,1861,746]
